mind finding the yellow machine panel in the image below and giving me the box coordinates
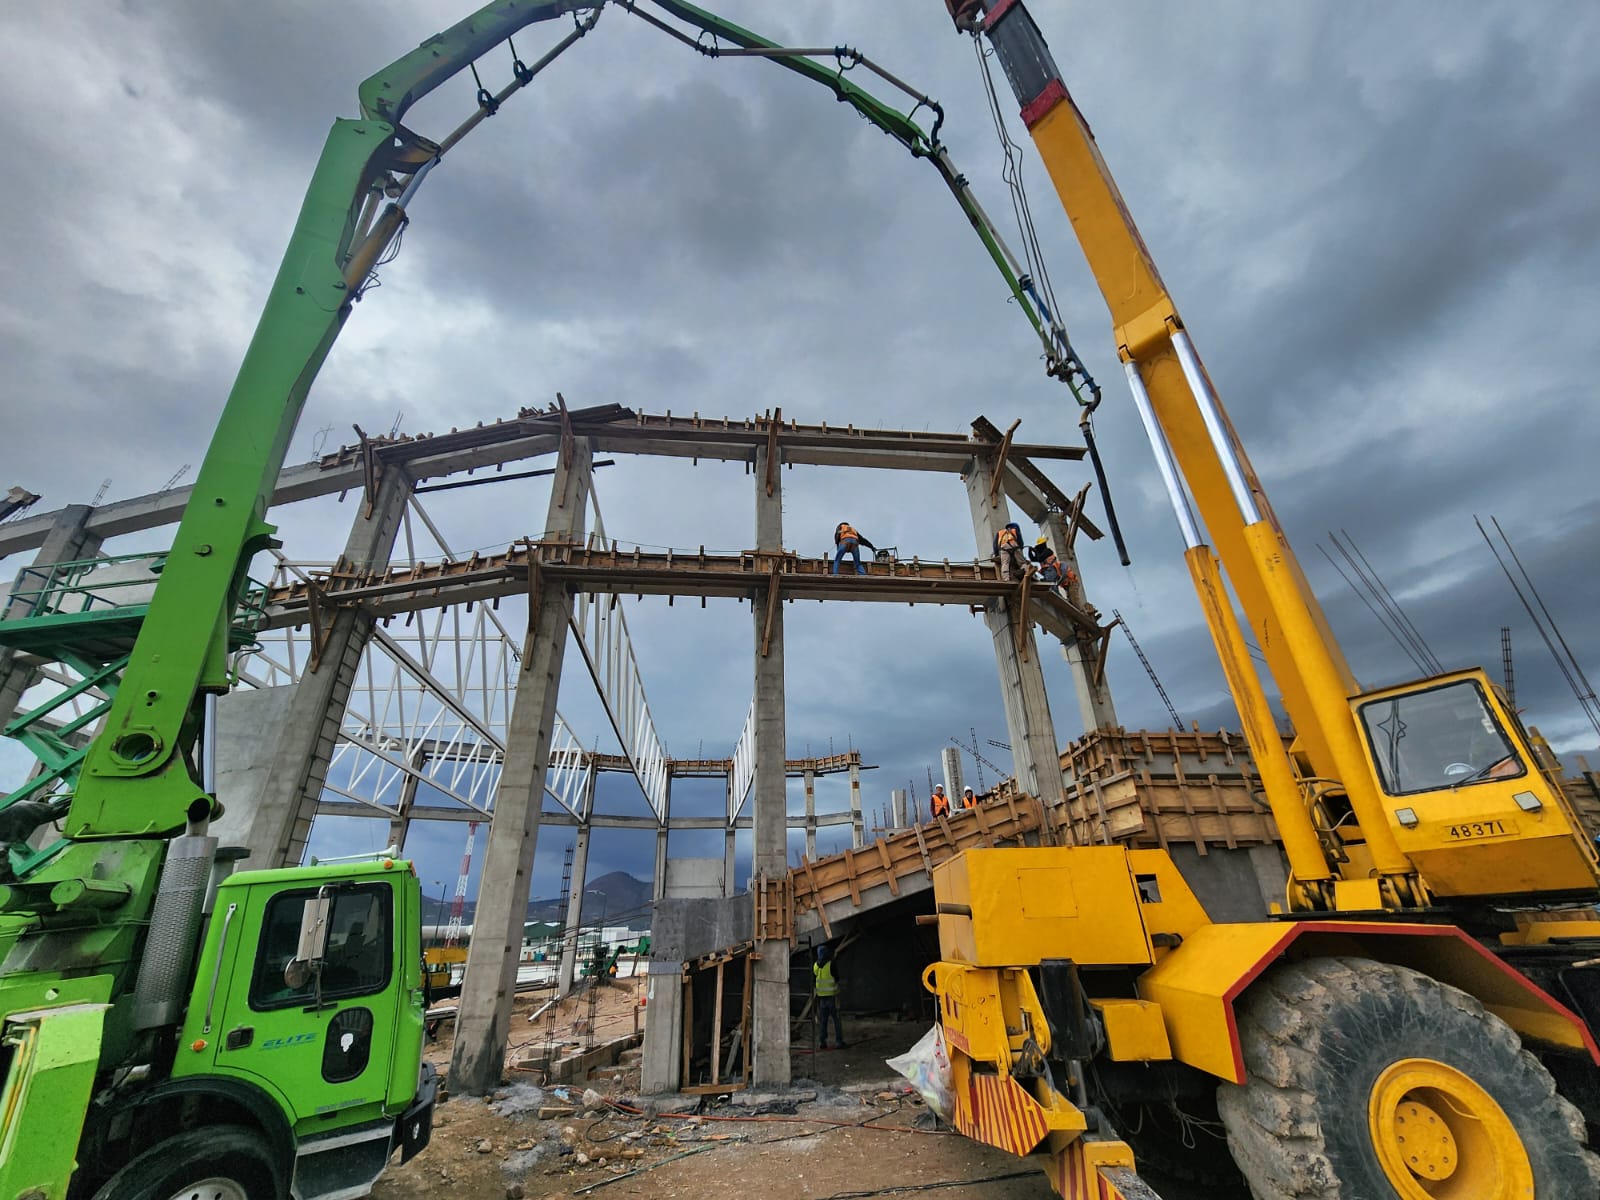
[1091,999,1172,1062]
[933,847,1154,968]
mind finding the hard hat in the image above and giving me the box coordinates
[963,786,974,795]
[933,784,944,792]
[1036,535,1048,545]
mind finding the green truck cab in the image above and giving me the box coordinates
[2,855,434,1200]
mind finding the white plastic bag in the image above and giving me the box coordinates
[886,1024,954,1121]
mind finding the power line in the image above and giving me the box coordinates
[1316,541,1432,678]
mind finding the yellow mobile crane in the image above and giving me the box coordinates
[923,3,1600,1197]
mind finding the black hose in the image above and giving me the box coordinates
[1081,414,1130,566]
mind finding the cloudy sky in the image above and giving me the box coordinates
[3,2,1597,907]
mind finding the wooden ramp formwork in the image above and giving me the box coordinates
[785,727,1283,943]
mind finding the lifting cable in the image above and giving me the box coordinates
[973,35,1130,564]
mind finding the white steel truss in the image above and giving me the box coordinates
[571,491,670,820]
[728,698,756,825]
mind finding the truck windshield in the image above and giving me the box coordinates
[250,883,393,1010]
[1358,680,1525,797]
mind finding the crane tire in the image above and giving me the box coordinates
[92,1124,281,1200]
[1215,956,1600,1199]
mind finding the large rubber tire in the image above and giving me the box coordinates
[93,1125,281,1200]
[1216,957,1600,1199]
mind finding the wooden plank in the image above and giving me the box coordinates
[710,961,724,1086]
[843,847,861,905]
[681,975,694,1088]
[874,838,900,895]
[910,820,936,878]
[680,1082,744,1096]
[742,953,754,1083]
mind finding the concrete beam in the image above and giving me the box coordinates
[449,440,592,1096]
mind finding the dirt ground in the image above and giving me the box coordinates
[378,997,1057,1200]
[379,996,1232,1200]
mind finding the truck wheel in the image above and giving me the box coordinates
[1216,956,1600,1199]
[93,1126,281,1200]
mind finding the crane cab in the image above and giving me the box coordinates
[1351,669,1600,899]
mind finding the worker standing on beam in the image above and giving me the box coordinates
[1028,535,1075,594]
[832,521,877,575]
[993,521,1028,581]
[930,784,951,819]
[962,787,977,809]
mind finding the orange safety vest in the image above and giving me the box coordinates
[930,791,950,818]
[997,528,1019,549]
[837,523,860,542]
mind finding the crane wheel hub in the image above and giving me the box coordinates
[1368,1058,1532,1198]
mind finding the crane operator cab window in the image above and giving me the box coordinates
[1357,679,1527,797]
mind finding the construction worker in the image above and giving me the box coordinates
[962,786,977,809]
[1028,535,1078,594]
[993,521,1027,582]
[832,521,877,575]
[813,943,847,1049]
[930,784,951,819]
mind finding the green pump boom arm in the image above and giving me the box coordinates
[41,0,1085,846]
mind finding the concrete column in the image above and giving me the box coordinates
[803,768,816,860]
[212,468,412,867]
[557,825,592,995]
[723,826,737,896]
[848,763,864,848]
[387,747,426,852]
[449,442,591,1096]
[941,746,965,801]
[652,776,672,902]
[0,505,102,727]
[750,445,790,1085]
[965,459,1066,833]
[640,966,684,1094]
[891,789,908,828]
[1044,512,1119,733]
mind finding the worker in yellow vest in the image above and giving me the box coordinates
[832,521,877,576]
[813,943,847,1049]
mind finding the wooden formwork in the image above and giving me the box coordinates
[1056,728,1278,854]
[1561,771,1600,842]
[789,791,1045,935]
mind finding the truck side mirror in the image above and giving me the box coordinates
[286,893,332,987]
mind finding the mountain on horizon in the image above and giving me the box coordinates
[423,869,654,931]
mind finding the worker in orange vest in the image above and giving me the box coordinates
[962,786,977,808]
[929,785,951,819]
[993,521,1027,582]
[833,521,877,575]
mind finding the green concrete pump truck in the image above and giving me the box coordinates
[0,5,646,1197]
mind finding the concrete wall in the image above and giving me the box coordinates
[663,857,726,900]
[211,685,299,863]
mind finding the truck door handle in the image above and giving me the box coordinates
[225,1026,254,1050]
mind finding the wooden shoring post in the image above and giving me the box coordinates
[986,418,1021,508]
[304,579,333,673]
[910,821,935,879]
[1092,623,1115,687]
[1061,483,1092,555]
[742,954,754,1083]
[351,422,380,518]
[874,838,900,895]
[681,970,694,1088]
[1014,570,1033,663]
[842,847,861,906]
[801,858,832,938]
[765,407,781,497]
[556,391,574,475]
[710,960,725,1086]
[761,566,781,658]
